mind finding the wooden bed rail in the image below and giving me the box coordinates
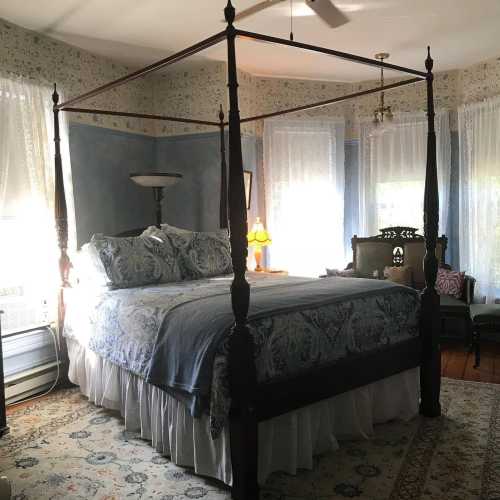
[224,4,258,499]
[236,29,428,78]
[61,107,220,127]
[236,77,423,125]
[420,47,441,417]
[219,105,229,229]
[52,85,71,375]
[55,30,227,109]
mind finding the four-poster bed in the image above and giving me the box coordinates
[52,2,441,498]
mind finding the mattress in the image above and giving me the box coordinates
[64,272,420,437]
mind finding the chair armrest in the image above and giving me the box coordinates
[463,275,476,305]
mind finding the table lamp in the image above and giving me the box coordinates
[247,217,271,272]
[130,172,182,227]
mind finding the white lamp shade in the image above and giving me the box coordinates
[130,172,182,188]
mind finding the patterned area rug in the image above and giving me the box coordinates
[0,378,499,500]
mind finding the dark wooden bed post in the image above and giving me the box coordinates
[224,2,259,499]
[219,104,229,230]
[52,85,71,372]
[420,47,441,417]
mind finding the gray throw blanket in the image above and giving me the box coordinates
[146,277,414,417]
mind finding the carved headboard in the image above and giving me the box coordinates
[351,226,448,289]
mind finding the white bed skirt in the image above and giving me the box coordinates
[67,339,419,485]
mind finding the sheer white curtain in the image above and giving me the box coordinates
[0,76,75,331]
[459,97,500,304]
[358,111,451,236]
[263,118,345,277]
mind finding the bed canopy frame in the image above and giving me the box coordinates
[52,2,441,498]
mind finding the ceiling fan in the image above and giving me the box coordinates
[231,0,350,28]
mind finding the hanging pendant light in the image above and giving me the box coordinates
[372,52,394,128]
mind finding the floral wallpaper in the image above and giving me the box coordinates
[0,18,155,135]
[351,70,461,132]
[152,57,500,138]
[153,62,227,136]
[2,16,499,139]
[459,56,500,104]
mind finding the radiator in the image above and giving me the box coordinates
[2,327,58,404]
[4,362,59,404]
[1,286,58,403]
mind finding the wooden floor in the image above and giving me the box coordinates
[442,340,500,383]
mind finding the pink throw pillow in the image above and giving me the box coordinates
[436,268,465,298]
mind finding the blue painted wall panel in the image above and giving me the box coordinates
[69,123,156,247]
[154,132,260,232]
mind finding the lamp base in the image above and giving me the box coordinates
[254,247,263,272]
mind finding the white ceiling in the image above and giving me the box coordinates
[1,0,500,81]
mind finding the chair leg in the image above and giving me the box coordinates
[466,317,474,352]
[473,330,480,368]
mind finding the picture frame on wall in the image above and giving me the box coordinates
[243,170,253,210]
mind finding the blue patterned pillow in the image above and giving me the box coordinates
[154,224,233,280]
[90,233,182,289]
[180,230,233,280]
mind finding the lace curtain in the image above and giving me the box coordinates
[0,76,75,331]
[263,118,345,277]
[459,97,500,304]
[358,111,451,237]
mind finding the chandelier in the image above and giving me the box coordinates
[372,52,394,126]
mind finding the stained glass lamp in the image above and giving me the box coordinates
[247,217,271,272]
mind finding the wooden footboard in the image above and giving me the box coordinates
[228,337,421,498]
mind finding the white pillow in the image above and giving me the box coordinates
[73,236,110,288]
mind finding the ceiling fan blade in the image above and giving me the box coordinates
[305,0,350,28]
[222,0,286,22]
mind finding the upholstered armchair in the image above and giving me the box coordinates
[348,227,475,343]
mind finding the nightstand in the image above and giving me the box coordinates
[260,269,288,276]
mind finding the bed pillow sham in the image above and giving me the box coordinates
[146,224,233,279]
[89,232,182,289]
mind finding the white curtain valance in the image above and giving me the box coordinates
[358,110,451,237]
[264,118,345,277]
[459,96,500,303]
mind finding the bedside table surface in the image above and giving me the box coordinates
[259,269,288,275]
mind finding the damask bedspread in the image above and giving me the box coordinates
[64,273,420,438]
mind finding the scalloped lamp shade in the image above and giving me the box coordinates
[130,172,183,227]
[247,217,271,247]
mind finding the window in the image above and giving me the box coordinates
[264,118,345,276]
[459,96,500,303]
[375,180,425,232]
[358,111,451,238]
[0,77,73,333]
